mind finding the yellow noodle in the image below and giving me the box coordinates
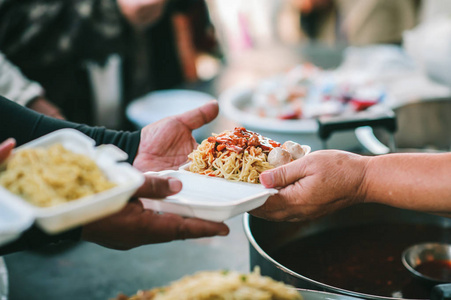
[0,144,116,207]
[188,139,274,184]
[118,267,302,300]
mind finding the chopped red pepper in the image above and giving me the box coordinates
[208,127,280,153]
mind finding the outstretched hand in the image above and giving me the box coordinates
[133,100,219,172]
[83,100,224,250]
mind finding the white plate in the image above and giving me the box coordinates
[140,169,278,222]
[0,129,145,236]
[126,89,217,142]
[220,86,319,134]
[219,86,393,153]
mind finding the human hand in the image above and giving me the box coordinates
[251,150,370,222]
[117,0,169,28]
[27,97,65,120]
[0,138,15,163]
[81,172,229,250]
[133,99,219,172]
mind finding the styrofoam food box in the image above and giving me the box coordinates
[140,168,278,222]
[0,129,145,238]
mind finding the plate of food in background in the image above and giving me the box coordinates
[219,63,389,152]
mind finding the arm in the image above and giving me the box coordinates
[0,96,140,163]
[0,52,44,107]
[0,97,228,254]
[362,152,451,215]
[0,52,64,119]
[252,150,451,221]
[0,50,69,119]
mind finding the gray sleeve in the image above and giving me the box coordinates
[0,52,44,106]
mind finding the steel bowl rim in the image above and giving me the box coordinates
[401,242,451,284]
[243,213,426,300]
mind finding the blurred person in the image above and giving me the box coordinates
[291,0,336,43]
[0,0,134,126]
[292,0,422,46]
[251,149,451,222]
[0,96,229,255]
[0,52,65,120]
[0,0,214,128]
[338,0,421,46]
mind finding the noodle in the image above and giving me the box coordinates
[116,267,302,300]
[188,127,280,183]
[0,143,116,207]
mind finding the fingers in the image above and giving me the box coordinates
[134,174,183,199]
[260,158,308,188]
[0,138,15,163]
[249,194,287,221]
[139,211,230,244]
[82,198,230,250]
[176,100,219,131]
[174,216,230,239]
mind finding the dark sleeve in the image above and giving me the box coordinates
[0,95,141,254]
[0,96,141,164]
[0,226,82,256]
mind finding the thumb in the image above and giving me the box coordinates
[260,159,307,188]
[176,100,219,131]
[135,173,182,199]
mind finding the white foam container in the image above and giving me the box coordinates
[0,129,145,240]
[0,191,34,247]
[140,168,278,222]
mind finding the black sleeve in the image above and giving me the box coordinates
[0,0,129,65]
[0,95,141,164]
[0,95,141,255]
[0,226,83,256]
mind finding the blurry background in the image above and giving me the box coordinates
[3,0,451,299]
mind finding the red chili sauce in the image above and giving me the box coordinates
[207,127,280,153]
[415,260,451,282]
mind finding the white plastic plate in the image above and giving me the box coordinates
[0,129,145,236]
[126,89,217,142]
[140,170,278,222]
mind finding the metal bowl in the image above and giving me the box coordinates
[244,204,451,300]
[402,243,451,284]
